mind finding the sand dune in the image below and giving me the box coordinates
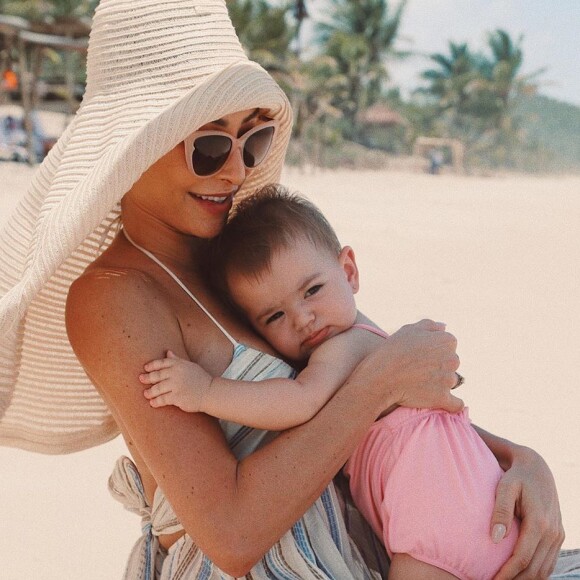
[1,162,578,579]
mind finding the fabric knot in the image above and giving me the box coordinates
[109,455,152,525]
[109,456,160,580]
[142,522,153,536]
[109,455,184,539]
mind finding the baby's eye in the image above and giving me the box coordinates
[265,311,284,325]
[305,284,322,298]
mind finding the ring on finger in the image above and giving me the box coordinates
[452,372,465,389]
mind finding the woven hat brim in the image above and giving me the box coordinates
[0,60,292,454]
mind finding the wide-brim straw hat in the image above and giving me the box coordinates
[0,0,292,454]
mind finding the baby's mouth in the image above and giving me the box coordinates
[302,327,329,349]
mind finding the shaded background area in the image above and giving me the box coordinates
[1,0,580,172]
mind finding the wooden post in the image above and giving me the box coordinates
[0,15,31,105]
[17,30,88,164]
[17,36,36,164]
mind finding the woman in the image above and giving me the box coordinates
[0,1,573,578]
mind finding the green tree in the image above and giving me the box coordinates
[291,54,347,139]
[420,30,543,169]
[317,0,407,134]
[479,30,542,122]
[486,29,523,106]
[227,0,294,72]
[0,0,97,22]
[419,41,491,146]
[477,29,542,166]
[421,43,475,111]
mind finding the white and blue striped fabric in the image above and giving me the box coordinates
[108,343,380,580]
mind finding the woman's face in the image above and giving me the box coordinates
[127,109,271,239]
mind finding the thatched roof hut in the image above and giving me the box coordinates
[358,103,409,127]
[356,103,410,154]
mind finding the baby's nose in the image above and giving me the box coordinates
[295,308,315,330]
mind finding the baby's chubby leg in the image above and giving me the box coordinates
[389,553,458,579]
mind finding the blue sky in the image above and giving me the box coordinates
[307,0,580,106]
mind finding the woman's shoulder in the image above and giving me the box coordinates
[66,248,175,346]
[71,235,168,302]
[69,259,167,309]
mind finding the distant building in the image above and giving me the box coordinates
[357,103,410,154]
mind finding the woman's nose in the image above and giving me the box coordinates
[219,145,246,185]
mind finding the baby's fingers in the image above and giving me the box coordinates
[148,393,175,408]
[143,357,174,372]
[139,368,169,385]
[143,382,172,403]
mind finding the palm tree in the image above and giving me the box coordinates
[478,29,543,166]
[420,40,503,148]
[421,42,478,114]
[288,54,348,164]
[486,29,523,105]
[420,31,543,168]
[316,0,407,133]
[228,0,294,74]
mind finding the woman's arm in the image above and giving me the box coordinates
[67,271,462,576]
[140,332,373,430]
[474,426,565,579]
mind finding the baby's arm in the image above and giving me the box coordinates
[139,329,378,430]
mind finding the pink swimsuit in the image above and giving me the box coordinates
[344,324,519,580]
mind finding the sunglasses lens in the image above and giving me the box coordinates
[243,126,275,168]
[192,135,232,176]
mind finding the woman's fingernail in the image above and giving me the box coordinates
[492,523,507,543]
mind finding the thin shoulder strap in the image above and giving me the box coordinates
[122,229,238,347]
[352,323,389,339]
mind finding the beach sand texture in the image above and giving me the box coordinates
[0,162,578,579]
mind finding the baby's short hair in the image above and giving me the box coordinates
[209,184,341,305]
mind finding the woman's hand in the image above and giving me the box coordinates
[490,445,565,579]
[358,319,464,415]
[475,427,565,579]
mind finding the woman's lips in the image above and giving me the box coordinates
[188,192,234,213]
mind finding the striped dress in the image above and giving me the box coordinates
[108,232,382,579]
[108,343,379,580]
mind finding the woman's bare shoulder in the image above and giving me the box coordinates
[68,249,171,315]
[65,256,180,365]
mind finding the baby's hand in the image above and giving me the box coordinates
[139,350,212,413]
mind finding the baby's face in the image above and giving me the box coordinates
[228,237,359,362]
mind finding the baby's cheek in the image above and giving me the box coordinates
[271,333,296,359]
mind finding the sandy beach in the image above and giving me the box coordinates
[1,162,579,579]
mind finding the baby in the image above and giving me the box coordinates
[139,185,519,579]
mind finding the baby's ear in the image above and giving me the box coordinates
[338,246,360,294]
